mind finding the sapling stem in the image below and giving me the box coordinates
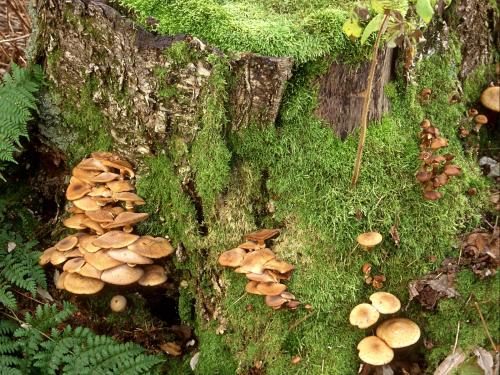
[351,13,389,187]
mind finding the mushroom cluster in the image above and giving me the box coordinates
[39,152,174,294]
[416,120,461,201]
[218,229,299,310]
[350,292,421,366]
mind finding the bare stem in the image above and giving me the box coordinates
[473,301,497,352]
[351,13,389,187]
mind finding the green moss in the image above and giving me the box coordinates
[118,0,367,64]
[462,64,497,105]
[194,325,237,374]
[163,41,199,68]
[190,54,231,212]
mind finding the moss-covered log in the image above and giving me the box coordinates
[31,0,498,373]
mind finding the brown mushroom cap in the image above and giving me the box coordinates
[265,294,288,308]
[77,262,103,279]
[480,86,500,112]
[107,248,154,265]
[218,248,247,267]
[357,336,394,366]
[87,185,113,198]
[263,259,295,274]
[349,303,380,329]
[255,282,287,296]
[474,114,488,125]
[423,190,442,201]
[64,272,105,294]
[244,229,280,245]
[91,152,135,177]
[77,158,109,172]
[376,318,421,348]
[237,241,262,250]
[416,171,433,183]
[430,137,449,150]
[369,292,401,314]
[66,177,92,201]
[245,280,264,295]
[73,196,100,211]
[443,164,461,176]
[138,265,167,286]
[106,180,134,193]
[110,295,127,312]
[55,236,78,252]
[78,235,101,253]
[245,271,279,283]
[356,232,383,251]
[111,192,145,205]
[63,214,87,229]
[55,271,68,289]
[63,248,83,258]
[90,172,120,183]
[81,218,105,235]
[128,236,174,258]
[100,264,144,285]
[63,258,86,273]
[102,212,149,229]
[82,249,123,271]
[238,248,276,274]
[40,247,57,265]
[85,209,115,223]
[93,231,139,249]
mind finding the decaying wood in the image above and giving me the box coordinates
[315,46,394,139]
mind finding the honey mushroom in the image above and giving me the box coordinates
[39,153,175,295]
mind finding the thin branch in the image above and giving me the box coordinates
[473,301,497,352]
[351,13,389,187]
[0,34,30,44]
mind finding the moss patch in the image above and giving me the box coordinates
[117,0,367,64]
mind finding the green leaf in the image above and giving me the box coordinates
[371,0,409,15]
[342,17,363,39]
[361,14,383,45]
[416,0,434,23]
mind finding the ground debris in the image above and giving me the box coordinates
[433,347,498,375]
[409,228,499,310]
[359,361,422,374]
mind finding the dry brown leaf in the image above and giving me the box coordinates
[160,342,182,356]
[473,347,495,375]
[433,350,466,375]
[389,225,400,247]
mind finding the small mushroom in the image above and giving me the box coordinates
[444,164,461,176]
[85,209,115,223]
[263,259,295,274]
[416,170,433,183]
[66,177,92,201]
[55,235,78,252]
[78,235,101,253]
[244,229,280,246]
[369,292,401,314]
[255,282,287,296]
[245,271,279,283]
[63,258,86,273]
[63,214,87,229]
[82,249,124,271]
[357,336,394,366]
[107,248,154,265]
[430,137,448,150]
[128,236,174,258]
[356,232,382,252]
[480,86,499,112]
[238,248,276,274]
[106,180,134,193]
[376,318,421,348]
[265,294,288,309]
[93,231,139,249]
[77,263,103,279]
[423,190,442,201]
[39,247,57,265]
[110,295,127,312]
[102,212,149,229]
[138,265,167,286]
[349,303,380,329]
[474,114,488,131]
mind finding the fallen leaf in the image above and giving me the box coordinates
[37,287,54,302]
[7,242,16,252]
[433,349,466,375]
[390,225,400,247]
[190,352,200,370]
[473,347,494,375]
[160,342,182,356]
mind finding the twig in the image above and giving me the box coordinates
[351,13,389,187]
[289,311,314,331]
[473,301,497,352]
[452,321,460,354]
[0,34,30,44]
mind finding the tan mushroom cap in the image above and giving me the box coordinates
[128,236,174,258]
[82,249,124,271]
[246,271,279,283]
[245,280,264,295]
[218,248,247,267]
[66,177,92,201]
[102,212,149,229]
[77,263,103,279]
[55,235,78,252]
[239,248,276,274]
[356,232,383,251]
[77,158,109,172]
[474,114,488,125]
[349,303,380,329]
[93,231,139,249]
[89,172,120,183]
[369,292,401,314]
[40,247,57,265]
[87,185,113,198]
[78,235,101,253]
[376,318,421,348]
[63,214,87,229]
[107,248,154,265]
[112,192,145,205]
[263,259,295,274]
[138,265,167,286]
[63,258,86,273]
[64,272,105,294]
[430,137,449,150]
[238,241,262,250]
[244,229,280,245]
[104,206,125,216]
[423,190,442,201]
[100,264,144,285]
[73,196,100,211]
[106,180,134,193]
[55,271,68,289]
[85,209,115,223]
[110,295,127,312]
[444,164,461,176]
[91,152,135,177]
[67,206,85,214]
[71,167,99,185]
[81,218,104,235]
[480,86,500,112]
[357,336,394,366]
[255,282,287,296]
[265,294,288,308]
